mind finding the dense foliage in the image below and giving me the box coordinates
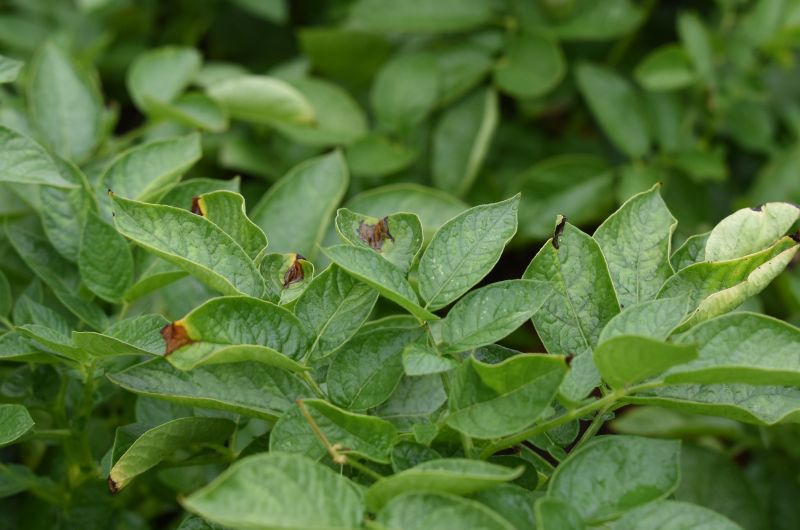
[1,0,800,529]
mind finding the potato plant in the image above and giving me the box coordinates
[2,1,800,529]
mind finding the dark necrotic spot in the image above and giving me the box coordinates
[358,216,394,251]
[283,255,305,288]
[552,216,567,250]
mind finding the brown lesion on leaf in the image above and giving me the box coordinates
[283,253,306,288]
[160,320,195,355]
[358,216,394,251]
[552,215,567,249]
[190,196,206,216]
[108,475,119,494]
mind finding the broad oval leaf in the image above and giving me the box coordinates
[207,75,315,126]
[548,0,645,41]
[371,51,438,132]
[183,453,364,529]
[614,500,744,530]
[419,195,519,311]
[634,44,695,91]
[0,404,34,447]
[704,202,799,261]
[494,32,564,99]
[548,435,680,523]
[193,190,267,259]
[79,211,134,303]
[335,208,423,273]
[127,46,201,113]
[0,126,74,188]
[594,335,698,389]
[534,497,586,530]
[377,492,515,530]
[402,343,458,376]
[348,0,495,33]
[599,297,689,342]
[40,158,95,263]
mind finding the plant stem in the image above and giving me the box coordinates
[301,372,325,399]
[0,316,13,329]
[571,401,620,452]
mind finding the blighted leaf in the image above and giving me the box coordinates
[548,436,681,523]
[111,194,266,298]
[269,399,397,463]
[259,253,314,305]
[432,88,498,197]
[336,209,423,272]
[207,75,315,126]
[614,500,743,530]
[127,46,201,113]
[704,202,799,261]
[183,453,364,530]
[108,417,235,492]
[366,459,522,512]
[0,404,34,446]
[634,44,695,91]
[494,32,564,99]
[28,43,104,162]
[193,190,267,259]
[446,354,566,438]
[251,152,348,260]
[79,211,134,303]
[108,358,308,420]
[0,127,74,188]
[419,195,519,311]
[371,51,438,132]
[594,336,698,389]
[376,492,515,530]
[348,0,496,33]
[402,343,458,376]
[72,314,168,358]
[593,184,677,307]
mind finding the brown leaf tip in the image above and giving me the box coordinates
[108,476,119,494]
[160,321,195,355]
[358,216,394,251]
[552,215,567,249]
[283,254,305,288]
[190,196,204,216]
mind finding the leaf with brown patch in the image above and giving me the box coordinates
[358,217,394,251]
[191,196,204,216]
[161,321,195,355]
[283,254,306,288]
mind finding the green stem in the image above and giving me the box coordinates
[346,458,384,482]
[0,316,13,329]
[301,372,325,399]
[571,401,620,452]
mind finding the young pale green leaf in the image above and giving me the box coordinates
[28,43,104,162]
[108,358,309,420]
[335,208,423,272]
[671,232,709,271]
[111,195,266,298]
[419,195,519,311]
[438,279,551,353]
[0,404,34,446]
[377,492,516,530]
[366,459,522,512]
[704,202,799,261]
[371,51,438,132]
[547,0,645,41]
[144,92,229,132]
[402,343,458,376]
[252,152,348,260]
[548,436,681,523]
[614,500,744,530]
[207,75,315,126]
[194,190,267,259]
[664,313,800,385]
[269,399,397,463]
[634,44,695,91]
[593,184,677,307]
[167,343,306,373]
[658,236,799,330]
[534,497,586,530]
[348,0,495,33]
[446,354,567,439]
[79,211,134,303]
[108,417,235,492]
[0,54,22,83]
[594,335,698,389]
[102,134,201,202]
[40,158,95,262]
[524,222,620,401]
[575,62,650,159]
[327,326,425,411]
[0,127,74,188]
[494,32,564,99]
[183,453,364,530]
[259,253,314,306]
[432,88,498,197]
[598,297,689,342]
[293,265,378,358]
[127,46,201,113]
[324,245,437,321]
[72,314,167,358]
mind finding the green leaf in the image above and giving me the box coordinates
[145,92,229,133]
[375,373,447,431]
[432,88,498,197]
[473,484,538,530]
[345,134,417,179]
[324,245,437,321]
[335,209,423,273]
[111,194,266,298]
[663,313,800,385]
[402,343,458,376]
[108,358,308,420]
[348,0,495,33]
[593,184,677,307]
[598,297,689,342]
[127,46,201,113]
[0,54,22,83]
[548,436,681,523]
[678,12,714,83]
[548,0,645,41]
[634,44,695,91]
[657,236,799,330]
[366,459,522,512]
[183,453,364,530]
[377,492,516,530]
[269,398,397,463]
[251,152,348,260]
[594,335,698,389]
[0,269,11,317]
[494,32,564,99]
[436,41,493,105]
[371,52,438,132]
[259,253,314,305]
[704,202,799,261]
[299,28,391,86]
[102,134,202,202]
[0,332,50,364]
[40,158,95,262]
[446,354,566,438]
[671,232,709,271]
[575,62,650,159]
[439,280,551,353]
[524,222,620,401]
[7,224,80,294]
[0,404,34,446]
[207,75,315,126]
[534,497,586,530]
[194,190,267,259]
[28,43,104,162]
[419,195,519,311]
[0,126,75,187]
[79,211,134,303]
[108,417,235,492]
[72,314,168,357]
[327,325,425,411]
[614,500,743,530]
